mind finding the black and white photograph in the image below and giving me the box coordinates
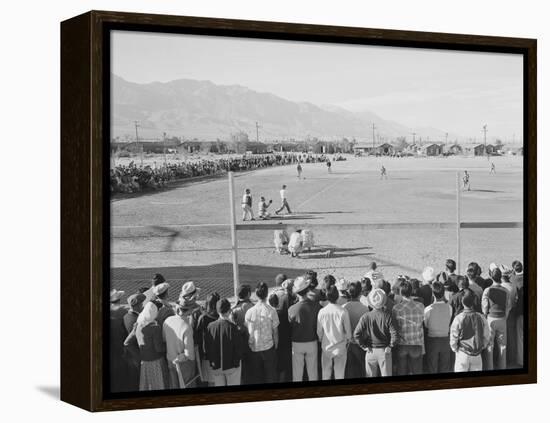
[108,29,526,394]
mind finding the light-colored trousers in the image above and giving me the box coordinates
[454,350,483,372]
[487,316,507,370]
[321,350,347,380]
[211,364,241,387]
[242,204,253,220]
[365,348,392,377]
[292,341,318,382]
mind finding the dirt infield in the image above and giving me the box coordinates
[111,155,523,301]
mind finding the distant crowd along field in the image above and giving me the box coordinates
[110,153,347,194]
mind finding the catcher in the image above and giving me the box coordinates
[258,196,273,220]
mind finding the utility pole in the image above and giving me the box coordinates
[411,132,416,145]
[162,131,167,167]
[483,124,488,160]
[372,123,376,152]
[255,121,260,143]
[445,132,449,148]
[134,120,143,167]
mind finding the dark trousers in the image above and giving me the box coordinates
[250,347,277,384]
[276,199,292,214]
[345,343,366,379]
[396,345,423,376]
[425,336,451,374]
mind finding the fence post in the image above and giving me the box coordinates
[228,172,240,297]
[456,172,462,273]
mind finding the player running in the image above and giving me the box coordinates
[463,170,471,191]
[326,160,332,174]
[380,165,388,180]
[490,162,496,174]
[275,184,292,215]
[241,188,255,221]
[297,163,303,179]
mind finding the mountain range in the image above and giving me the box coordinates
[112,74,461,143]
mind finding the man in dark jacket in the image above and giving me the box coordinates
[205,299,243,386]
[450,289,491,372]
[354,288,397,377]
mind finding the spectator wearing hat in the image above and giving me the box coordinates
[423,282,453,373]
[511,260,524,366]
[419,267,436,307]
[125,302,168,391]
[163,303,196,389]
[244,282,279,384]
[177,282,204,376]
[152,282,174,328]
[123,293,146,392]
[392,280,426,376]
[110,289,128,392]
[482,266,512,370]
[335,278,351,305]
[317,286,352,380]
[343,282,369,378]
[450,289,491,372]
[288,276,322,382]
[195,293,220,386]
[206,299,244,386]
[232,284,254,384]
[353,288,397,377]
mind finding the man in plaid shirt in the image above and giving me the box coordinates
[392,280,425,375]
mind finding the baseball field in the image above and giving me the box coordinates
[111,155,523,301]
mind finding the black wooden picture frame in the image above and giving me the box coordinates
[60,10,537,412]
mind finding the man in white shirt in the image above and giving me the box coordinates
[162,305,196,389]
[275,184,292,215]
[317,286,352,380]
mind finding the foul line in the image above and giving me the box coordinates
[296,172,355,210]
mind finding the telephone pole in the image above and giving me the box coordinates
[372,123,376,152]
[411,132,416,145]
[162,131,167,167]
[483,124,488,160]
[134,120,143,167]
[255,122,260,143]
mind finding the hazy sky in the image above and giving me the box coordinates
[112,30,523,140]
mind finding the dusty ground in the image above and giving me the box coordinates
[111,155,523,302]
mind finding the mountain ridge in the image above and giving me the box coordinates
[112,74,461,143]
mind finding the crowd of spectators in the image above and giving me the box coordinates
[110,153,341,194]
[109,258,524,392]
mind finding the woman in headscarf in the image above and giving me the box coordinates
[124,302,167,391]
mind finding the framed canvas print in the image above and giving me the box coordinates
[60,10,537,411]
